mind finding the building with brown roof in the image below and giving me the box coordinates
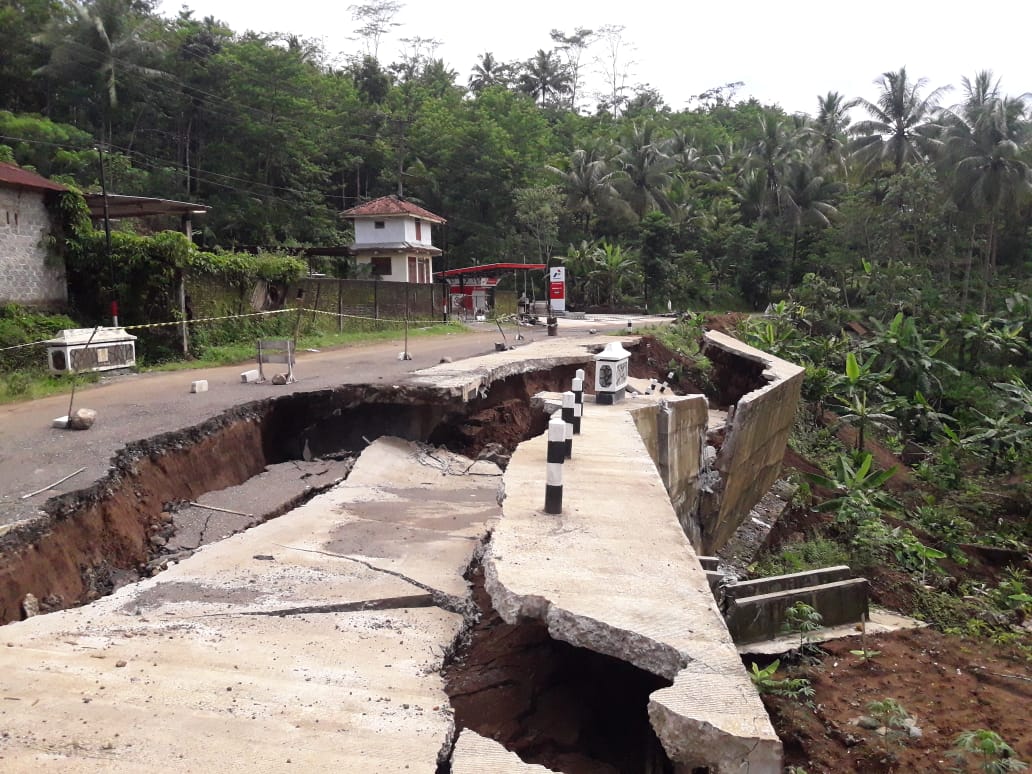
[340,195,445,284]
[0,162,69,307]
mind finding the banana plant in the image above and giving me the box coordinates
[804,452,900,513]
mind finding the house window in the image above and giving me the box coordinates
[415,219,422,241]
[374,220,385,229]
[371,256,392,276]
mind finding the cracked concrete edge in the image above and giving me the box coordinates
[485,547,781,772]
[451,729,557,773]
[648,687,782,774]
[482,547,687,681]
[408,336,637,400]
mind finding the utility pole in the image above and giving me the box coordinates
[96,144,117,326]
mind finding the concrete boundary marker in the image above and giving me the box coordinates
[544,416,565,514]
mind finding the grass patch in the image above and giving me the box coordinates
[0,322,470,401]
[0,370,99,404]
[751,536,851,577]
[147,322,467,371]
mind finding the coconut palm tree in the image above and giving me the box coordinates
[613,121,675,218]
[468,51,508,94]
[780,159,842,281]
[35,0,164,143]
[941,76,1032,310]
[809,91,857,177]
[747,110,803,217]
[851,67,949,177]
[518,49,570,107]
[546,146,620,235]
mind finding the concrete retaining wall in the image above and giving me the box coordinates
[725,578,870,644]
[631,396,709,549]
[700,331,804,554]
[724,566,853,601]
[0,186,66,307]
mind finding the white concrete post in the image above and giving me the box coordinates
[572,369,584,434]
[561,391,575,459]
[594,342,631,405]
[545,415,565,514]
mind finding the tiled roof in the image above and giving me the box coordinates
[341,195,446,224]
[0,162,67,193]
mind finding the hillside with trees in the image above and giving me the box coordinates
[1,1,1030,769]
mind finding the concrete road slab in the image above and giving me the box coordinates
[485,401,782,773]
[0,437,501,772]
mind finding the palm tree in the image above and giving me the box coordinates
[35,0,164,143]
[546,146,620,235]
[809,91,857,177]
[518,49,570,107]
[941,76,1032,310]
[613,122,675,218]
[468,51,507,94]
[851,67,949,177]
[747,110,802,218]
[780,160,841,281]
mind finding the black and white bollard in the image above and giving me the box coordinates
[572,369,584,434]
[562,391,575,459]
[545,415,565,514]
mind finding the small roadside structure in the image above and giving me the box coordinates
[0,162,68,308]
[436,262,546,317]
[341,195,445,284]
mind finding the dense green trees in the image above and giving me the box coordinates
[0,2,1029,317]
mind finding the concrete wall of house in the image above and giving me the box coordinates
[699,331,804,554]
[0,186,67,307]
[354,217,407,245]
[402,218,433,246]
[631,395,709,550]
[355,253,410,282]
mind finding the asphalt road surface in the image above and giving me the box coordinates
[0,316,665,528]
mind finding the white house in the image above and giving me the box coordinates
[340,195,445,283]
[0,162,68,307]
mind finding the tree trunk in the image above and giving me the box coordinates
[981,214,996,314]
[962,223,976,311]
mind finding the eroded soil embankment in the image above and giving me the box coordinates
[0,365,595,625]
[0,383,464,624]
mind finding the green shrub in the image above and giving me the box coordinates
[751,537,850,577]
[0,303,81,372]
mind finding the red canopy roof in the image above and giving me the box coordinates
[0,162,67,193]
[436,263,546,279]
[341,195,446,224]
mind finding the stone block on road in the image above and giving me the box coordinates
[67,408,97,430]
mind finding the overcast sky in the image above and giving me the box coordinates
[160,0,1030,116]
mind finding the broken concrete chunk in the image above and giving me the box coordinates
[68,408,97,430]
[240,369,260,383]
[21,593,40,618]
[190,380,208,393]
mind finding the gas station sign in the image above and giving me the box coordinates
[549,266,566,312]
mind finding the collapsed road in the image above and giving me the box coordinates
[0,329,803,773]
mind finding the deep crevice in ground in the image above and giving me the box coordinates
[442,562,676,774]
[0,364,600,624]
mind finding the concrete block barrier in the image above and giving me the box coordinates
[725,578,869,644]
